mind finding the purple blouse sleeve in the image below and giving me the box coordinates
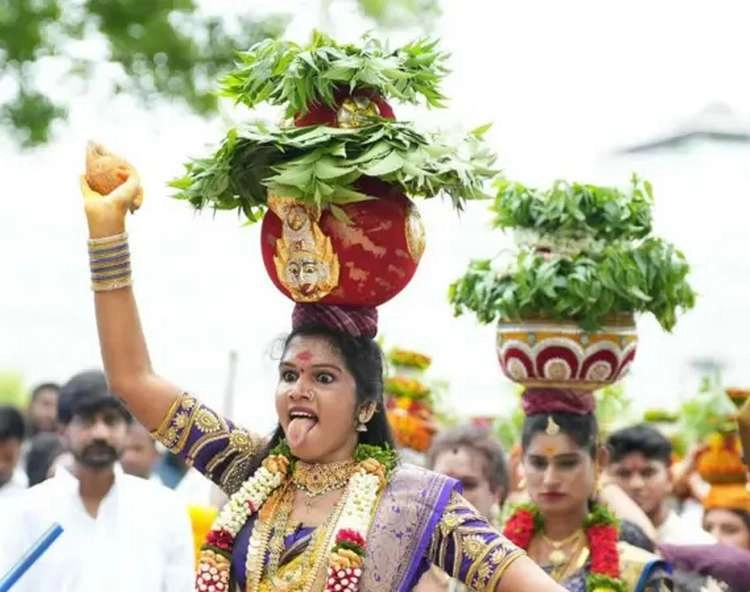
[150,393,265,495]
[427,491,525,592]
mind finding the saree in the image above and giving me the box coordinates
[153,393,524,591]
[550,542,671,592]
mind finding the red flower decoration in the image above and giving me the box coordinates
[503,503,626,591]
[502,508,536,549]
[206,528,235,551]
[587,524,620,578]
[336,528,366,548]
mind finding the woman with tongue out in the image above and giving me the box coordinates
[76,32,566,592]
[78,211,567,592]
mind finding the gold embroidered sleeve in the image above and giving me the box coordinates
[151,393,265,495]
[427,491,525,592]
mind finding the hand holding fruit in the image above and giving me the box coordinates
[81,141,143,238]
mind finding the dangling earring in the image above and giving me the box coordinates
[355,402,375,433]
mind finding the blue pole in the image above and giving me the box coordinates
[0,523,64,591]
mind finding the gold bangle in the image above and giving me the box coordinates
[91,276,133,292]
[88,232,128,247]
[88,233,132,292]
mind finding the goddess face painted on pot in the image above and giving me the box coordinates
[281,250,339,301]
[269,196,340,302]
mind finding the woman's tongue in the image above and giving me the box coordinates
[288,417,317,448]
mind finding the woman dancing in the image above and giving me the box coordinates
[79,169,565,592]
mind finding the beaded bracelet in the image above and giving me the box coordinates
[88,232,133,291]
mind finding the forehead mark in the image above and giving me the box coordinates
[295,350,313,362]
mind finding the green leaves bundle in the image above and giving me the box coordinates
[492,175,653,241]
[171,32,497,223]
[449,178,696,331]
[170,119,497,222]
[221,31,448,116]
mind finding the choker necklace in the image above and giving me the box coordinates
[541,529,584,569]
[292,459,357,497]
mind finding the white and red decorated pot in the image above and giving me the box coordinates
[496,315,637,391]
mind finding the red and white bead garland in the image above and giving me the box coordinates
[196,452,387,591]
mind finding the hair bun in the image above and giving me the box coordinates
[291,303,378,339]
[521,388,596,416]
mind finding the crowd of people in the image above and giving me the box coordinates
[0,368,749,591]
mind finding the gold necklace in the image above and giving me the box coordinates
[291,459,356,497]
[252,481,350,592]
[541,529,584,569]
[267,484,295,577]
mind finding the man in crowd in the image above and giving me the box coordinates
[0,370,193,591]
[121,421,161,481]
[426,424,509,519]
[0,405,27,498]
[25,382,60,436]
[607,424,714,544]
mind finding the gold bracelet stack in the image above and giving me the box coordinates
[88,232,133,291]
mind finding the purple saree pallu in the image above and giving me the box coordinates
[361,463,459,592]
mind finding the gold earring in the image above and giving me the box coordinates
[355,402,375,432]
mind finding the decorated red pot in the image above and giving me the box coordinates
[260,178,425,306]
[496,315,637,391]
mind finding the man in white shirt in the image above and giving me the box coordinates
[0,405,27,499]
[607,424,715,545]
[0,370,194,591]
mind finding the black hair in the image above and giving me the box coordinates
[521,412,599,458]
[25,432,65,487]
[618,519,656,553]
[30,382,61,403]
[246,324,395,478]
[58,370,131,425]
[427,424,509,500]
[606,424,672,465]
[0,405,25,442]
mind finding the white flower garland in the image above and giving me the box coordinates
[195,454,385,592]
[513,228,609,258]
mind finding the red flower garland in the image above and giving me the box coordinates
[503,503,625,592]
[336,528,366,548]
[502,507,537,549]
[586,524,619,578]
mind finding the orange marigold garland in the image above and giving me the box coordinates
[503,503,625,592]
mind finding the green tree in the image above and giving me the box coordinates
[356,0,441,29]
[0,371,26,408]
[0,0,288,147]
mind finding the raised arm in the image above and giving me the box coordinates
[81,142,185,429]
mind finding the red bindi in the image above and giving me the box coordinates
[296,350,313,362]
